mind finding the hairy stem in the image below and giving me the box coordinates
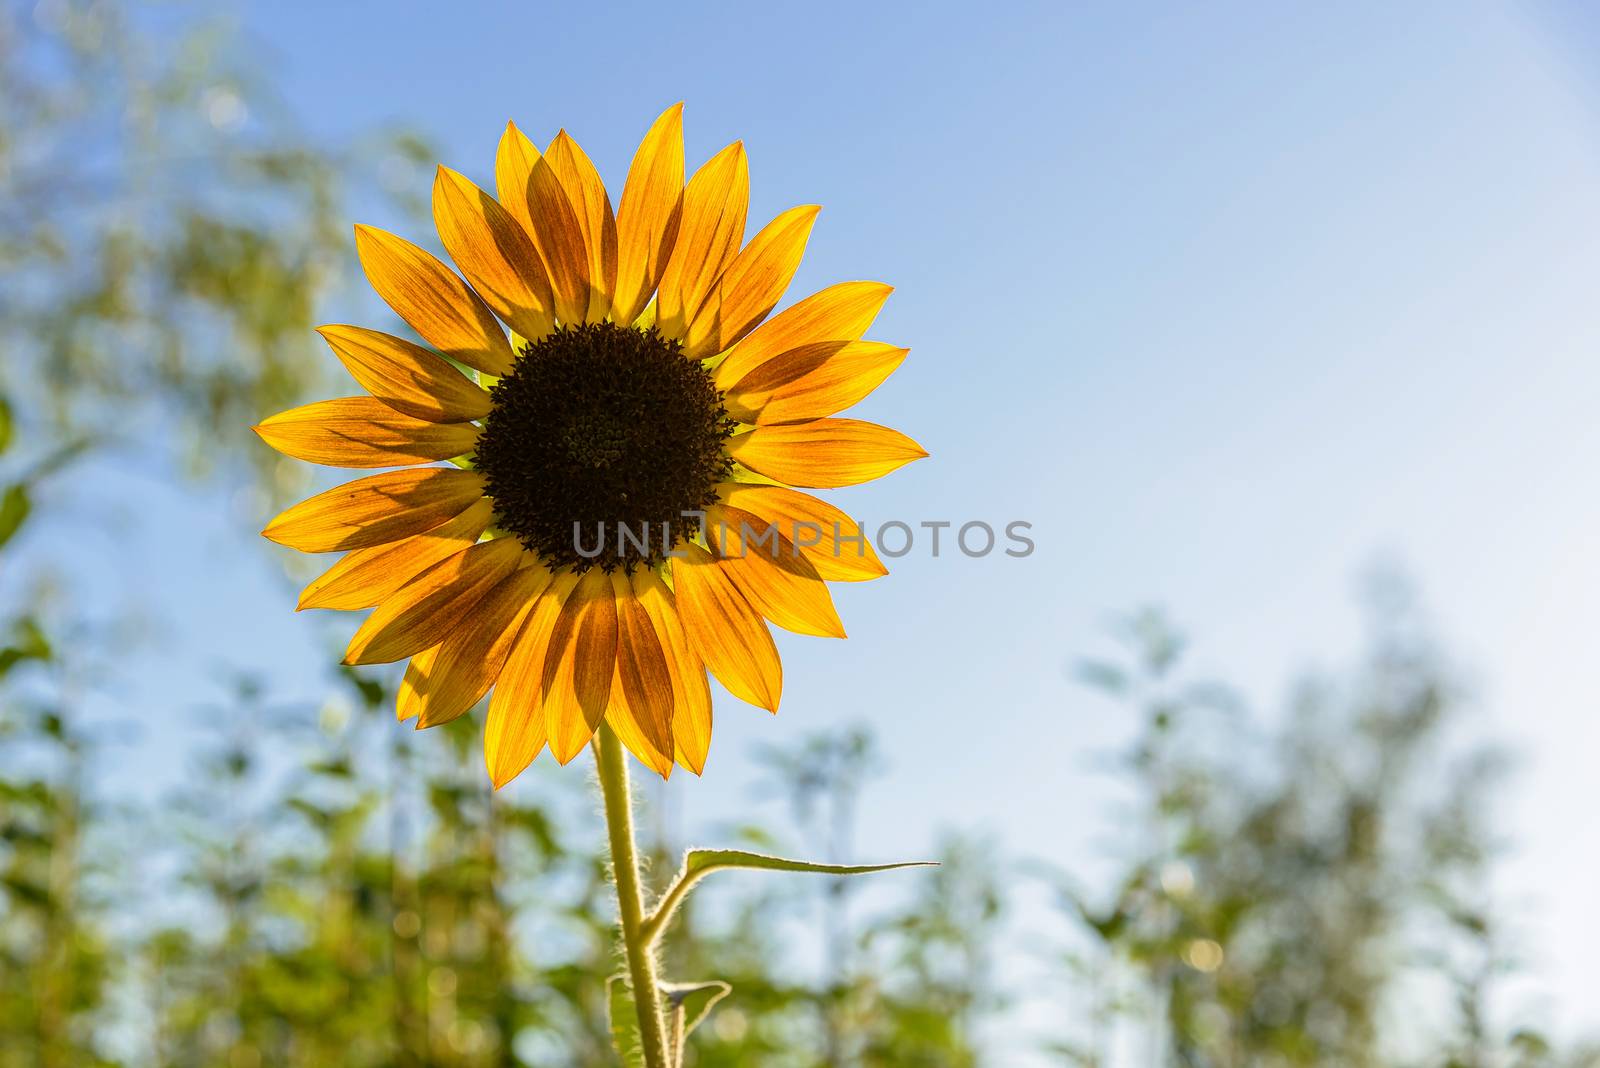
[595,724,670,1068]
[641,863,717,947]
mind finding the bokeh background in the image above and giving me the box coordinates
[4,1,1600,1064]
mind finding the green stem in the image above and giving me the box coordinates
[594,724,670,1068]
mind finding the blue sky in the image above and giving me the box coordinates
[35,0,1600,1058]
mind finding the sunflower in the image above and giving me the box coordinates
[256,105,923,785]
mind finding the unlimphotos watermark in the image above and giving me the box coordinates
[572,514,1035,562]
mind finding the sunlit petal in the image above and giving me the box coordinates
[726,419,926,488]
[485,570,579,788]
[316,325,491,423]
[613,103,685,327]
[354,224,514,375]
[684,205,819,358]
[632,568,713,774]
[541,568,618,762]
[655,142,747,340]
[609,571,675,766]
[343,537,524,665]
[299,498,494,611]
[714,281,892,389]
[433,166,556,341]
[253,397,479,468]
[713,483,886,582]
[670,542,781,712]
[706,503,845,638]
[403,563,553,727]
[545,130,618,322]
[262,468,486,553]
[723,340,908,425]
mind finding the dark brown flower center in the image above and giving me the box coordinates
[475,322,735,572]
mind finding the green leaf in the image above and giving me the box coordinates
[643,849,935,946]
[0,395,12,455]
[606,973,646,1068]
[681,848,935,880]
[0,484,29,548]
[612,975,731,1066]
[663,980,731,1040]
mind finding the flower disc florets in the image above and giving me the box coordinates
[476,322,735,572]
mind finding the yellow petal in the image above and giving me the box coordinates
[494,121,542,233]
[404,564,553,728]
[526,155,592,325]
[726,419,926,488]
[684,205,819,359]
[262,468,487,553]
[545,130,617,323]
[541,568,617,763]
[631,568,713,774]
[299,497,493,611]
[705,503,844,638]
[723,340,907,425]
[433,166,556,341]
[609,572,675,765]
[485,570,578,788]
[316,325,491,423]
[714,282,893,389]
[254,397,479,468]
[655,142,747,340]
[343,537,524,665]
[354,224,514,375]
[670,542,781,712]
[606,661,674,779]
[713,483,885,582]
[397,645,440,721]
[613,104,685,327]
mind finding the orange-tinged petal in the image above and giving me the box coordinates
[486,570,578,788]
[670,542,781,712]
[655,142,747,340]
[613,104,684,327]
[606,660,674,778]
[299,498,493,611]
[354,224,514,375]
[723,340,908,425]
[525,155,591,325]
[714,282,893,389]
[262,468,487,553]
[343,536,524,665]
[541,569,618,763]
[546,130,617,322]
[397,645,440,721]
[316,325,491,423]
[714,483,885,582]
[484,685,548,788]
[684,205,819,358]
[433,166,556,341]
[609,571,675,763]
[726,419,926,488]
[494,121,542,233]
[706,503,844,638]
[403,564,553,728]
[631,568,713,774]
[254,397,479,468]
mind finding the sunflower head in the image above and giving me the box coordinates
[256,105,924,785]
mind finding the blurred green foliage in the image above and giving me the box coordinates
[0,0,430,491]
[1046,598,1600,1068]
[1,1,1597,1065]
